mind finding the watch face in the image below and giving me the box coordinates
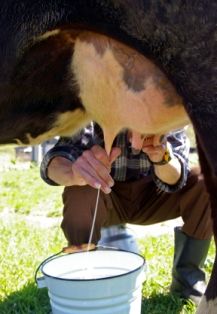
[152,148,171,165]
[164,150,171,163]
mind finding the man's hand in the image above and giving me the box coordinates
[48,145,121,194]
[140,134,167,163]
[128,131,167,162]
[128,131,181,185]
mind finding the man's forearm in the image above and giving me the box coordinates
[153,155,182,185]
[47,157,76,186]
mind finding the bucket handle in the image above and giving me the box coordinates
[35,250,62,288]
[35,244,97,288]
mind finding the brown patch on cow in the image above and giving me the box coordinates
[78,32,183,101]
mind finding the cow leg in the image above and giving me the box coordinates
[197,257,217,313]
[196,138,217,313]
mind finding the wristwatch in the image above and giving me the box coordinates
[151,147,172,165]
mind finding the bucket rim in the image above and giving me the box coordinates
[41,249,146,282]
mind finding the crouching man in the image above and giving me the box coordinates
[40,123,212,305]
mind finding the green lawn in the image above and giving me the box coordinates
[0,157,215,314]
[0,164,63,217]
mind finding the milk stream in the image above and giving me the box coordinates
[87,186,101,252]
[81,186,101,279]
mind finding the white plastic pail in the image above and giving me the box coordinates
[37,249,146,314]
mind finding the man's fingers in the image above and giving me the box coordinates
[73,156,113,193]
[109,147,121,164]
[142,146,166,163]
[73,164,111,193]
[90,145,121,166]
[91,145,110,168]
[83,151,114,186]
[71,145,120,194]
[153,134,166,146]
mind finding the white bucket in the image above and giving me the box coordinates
[37,249,146,314]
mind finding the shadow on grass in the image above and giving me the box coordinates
[142,293,188,314]
[0,283,51,314]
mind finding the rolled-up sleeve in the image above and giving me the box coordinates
[152,129,190,193]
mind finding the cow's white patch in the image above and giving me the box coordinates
[197,296,217,314]
[72,32,190,154]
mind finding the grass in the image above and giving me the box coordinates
[0,146,215,313]
[0,219,64,314]
[139,237,215,314]
[0,218,215,314]
[0,164,63,217]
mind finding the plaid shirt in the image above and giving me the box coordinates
[40,123,190,193]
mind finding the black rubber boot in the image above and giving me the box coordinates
[170,227,211,305]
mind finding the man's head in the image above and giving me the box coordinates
[0,29,189,153]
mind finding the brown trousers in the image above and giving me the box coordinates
[61,168,213,245]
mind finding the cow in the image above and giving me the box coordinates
[0,1,217,313]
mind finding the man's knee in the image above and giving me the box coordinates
[61,185,108,245]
